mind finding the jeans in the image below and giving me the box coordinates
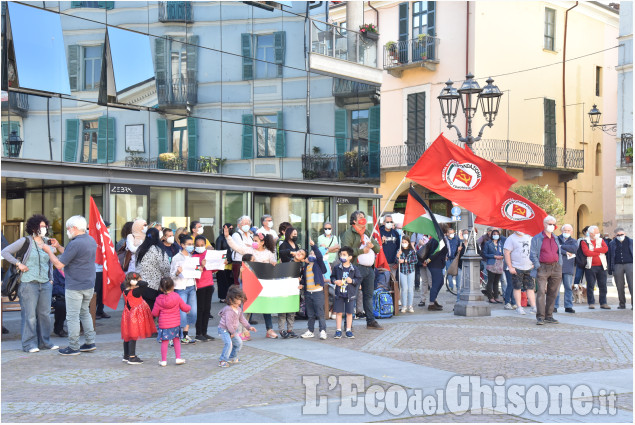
[399,271,415,308]
[357,265,377,325]
[536,263,562,320]
[445,261,456,288]
[94,271,104,315]
[613,263,633,307]
[18,281,53,351]
[573,266,585,286]
[585,266,608,306]
[65,288,96,350]
[305,290,326,332]
[503,270,515,305]
[555,273,574,308]
[429,267,444,303]
[218,327,242,362]
[176,285,197,328]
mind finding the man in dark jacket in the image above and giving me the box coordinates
[379,215,400,279]
[608,228,633,310]
[556,224,577,313]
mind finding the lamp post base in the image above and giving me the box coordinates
[454,252,491,317]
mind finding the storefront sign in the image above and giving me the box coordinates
[335,196,357,205]
[109,184,149,195]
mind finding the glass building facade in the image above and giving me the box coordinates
[1,1,380,246]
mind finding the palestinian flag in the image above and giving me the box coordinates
[242,261,303,313]
[403,187,445,253]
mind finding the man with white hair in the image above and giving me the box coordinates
[42,215,98,355]
[231,215,253,285]
[580,225,610,309]
[258,214,278,242]
[556,224,578,313]
[529,215,562,325]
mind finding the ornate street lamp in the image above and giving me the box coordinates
[588,104,616,136]
[4,131,23,158]
[437,73,503,317]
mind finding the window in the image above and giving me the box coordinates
[171,41,187,84]
[242,32,285,80]
[171,118,188,158]
[595,143,602,176]
[256,115,277,157]
[1,121,21,157]
[544,8,556,51]
[407,92,426,145]
[71,1,114,9]
[595,66,602,96]
[412,2,428,37]
[350,109,369,152]
[83,46,102,91]
[81,120,99,163]
[255,34,278,79]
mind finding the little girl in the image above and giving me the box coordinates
[218,286,256,368]
[152,277,191,366]
[120,272,156,365]
[397,239,418,313]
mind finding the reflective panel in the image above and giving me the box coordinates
[7,2,71,94]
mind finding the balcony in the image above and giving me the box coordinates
[381,139,585,180]
[1,92,29,117]
[620,133,633,167]
[156,77,197,109]
[383,36,440,78]
[125,155,223,173]
[301,149,379,183]
[158,1,193,23]
[308,19,382,85]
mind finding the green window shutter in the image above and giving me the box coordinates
[427,2,436,58]
[68,45,80,91]
[544,98,557,167]
[334,109,348,155]
[241,114,254,159]
[64,119,80,162]
[155,37,168,85]
[107,117,115,162]
[275,111,285,158]
[187,117,198,171]
[274,31,286,65]
[157,118,168,154]
[98,1,114,9]
[186,35,199,83]
[97,116,108,163]
[1,123,7,156]
[71,1,82,8]
[241,33,253,80]
[368,105,380,178]
[398,2,409,62]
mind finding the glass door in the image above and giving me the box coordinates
[109,185,149,248]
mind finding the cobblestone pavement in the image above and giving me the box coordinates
[1,287,632,423]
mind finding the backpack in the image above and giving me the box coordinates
[372,288,394,319]
[374,269,391,291]
[575,241,588,268]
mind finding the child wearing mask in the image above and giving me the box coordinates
[192,235,216,342]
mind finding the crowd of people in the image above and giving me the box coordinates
[1,209,632,366]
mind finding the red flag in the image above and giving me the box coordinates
[372,206,391,270]
[406,134,517,217]
[88,197,125,310]
[475,190,548,235]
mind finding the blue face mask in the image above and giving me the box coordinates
[185,245,194,253]
[492,235,500,240]
[340,257,348,263]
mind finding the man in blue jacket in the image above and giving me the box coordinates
[529,216,562,325]
[379,215,400,279]
[608,228,633,310]
[445,227,460,291]
[556,224,577,313]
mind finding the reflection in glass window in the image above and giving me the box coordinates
[171,42,187,83]
[255,34,277,79]
[351,109,369,153]
[172,118,188,158]
[84,46,102,91]
[412,1,428,37]
[71,1,114,9]
[108,27,154,95]
[81,120,99,163]
[256,115,277,158]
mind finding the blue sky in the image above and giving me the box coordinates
[108,27,154,92]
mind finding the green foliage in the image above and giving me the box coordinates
[512,184,565,222]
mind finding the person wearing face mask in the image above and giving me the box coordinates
[170,235,199,344]
[160,228,180,260]
[41,215,98,355]
[573,225,590,289]
[192,235,217,342]
[608,228,633,310]
[279,227,302,263]
[529,216,563,325]
[580,225,610,310]
[258,214,279,242]
[2,214,59,353]
[483,229,505,304]
[125,219,147,273]
[215,224,234,303]
[503,229,534,315]
[318,222,340,265]
[231,216,254,285]
[379,215,400,281]
[136,228,172,311]
[555,224,578,313]
[396,238,417,313]
[189,221,212,248]
[445,227,460,292]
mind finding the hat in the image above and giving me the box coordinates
[250,226,259,234]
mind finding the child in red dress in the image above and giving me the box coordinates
[120,272,156,364]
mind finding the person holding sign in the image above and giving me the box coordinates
[170,235,201,344]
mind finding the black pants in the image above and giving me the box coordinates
[585,266,608,306]
[52,296,66,334]
[414,259,422,289]
[216,269,233,301]
[305,290,326,332]
[142,287,160,311]
[123,340,136,358]
[486,272,502,299]
[94,271,104,315]
[357,265,377,325]
[196,285,214,336]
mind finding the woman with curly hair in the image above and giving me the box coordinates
[1,214,59,353]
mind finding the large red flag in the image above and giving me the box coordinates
[406,134,517,217]
[475,190,548,235]
[372,205,391,270]
[88,197,125,310]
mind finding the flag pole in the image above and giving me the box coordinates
[372,176,407,235]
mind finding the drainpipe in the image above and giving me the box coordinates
[368,1,378,29]
[563,1,578,213]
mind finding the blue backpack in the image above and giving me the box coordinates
[372,288,394,319]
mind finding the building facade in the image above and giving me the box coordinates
[1,1,383,246]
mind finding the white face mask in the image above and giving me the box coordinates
[401,242,409,248]
[617,235,626,242]
[39,227,47,237]
[241,224,250,233]
[166,236,175,244]
[130,280,138,286]
[197,227,204,235]
[266,221,274,229]
[159,230,164,239]
[562,232,570,239]
[546,225,555,233]
[195,246,206,254]
[448,233,455,239]
[385,223,393,230]
[142,225,148,234]
[324,229,332,236]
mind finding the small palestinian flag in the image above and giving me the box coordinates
[403,187,445,253]
[242,261,303,314]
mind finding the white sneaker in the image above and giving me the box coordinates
[301,330,315,338]
[504,303,514,310]
[408,306,414,313]
[398,300,402,306]
[28,348,40,353]
[400,307,407,313]
[158,361,167,367]
[330,313,337,320]
[529,306,537,313]
[175,358,186,365]
[319,330,327,340]
[517,306,526,315]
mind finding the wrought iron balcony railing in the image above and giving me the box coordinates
[1,92,29,117]
[158,1,193,23]
[383,35,439,70]
[125,155,223,173]
[620,133,633,167]
[301,150,379,182]
[381,139,585,171]
[156,77,197,108]
[309,19,377,68]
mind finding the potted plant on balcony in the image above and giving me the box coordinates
[359,23,378,40]
[385,41,398,62]
[158,152,178,170]
[625,147,633,164]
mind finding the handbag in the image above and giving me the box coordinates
[1,238,31,301]
[447,254,460,276]
[486,258,504,275]
[117,244,132,272]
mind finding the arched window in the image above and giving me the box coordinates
[595,143,602,177]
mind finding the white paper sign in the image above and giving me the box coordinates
[125,124,144,152]
[182,256,202,279]
[204,250,226,270]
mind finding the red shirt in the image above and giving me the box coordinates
[539,232,559,263]
[192,252,215,289]
[580,239,609,267]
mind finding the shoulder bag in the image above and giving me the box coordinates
[1,238,31,301]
